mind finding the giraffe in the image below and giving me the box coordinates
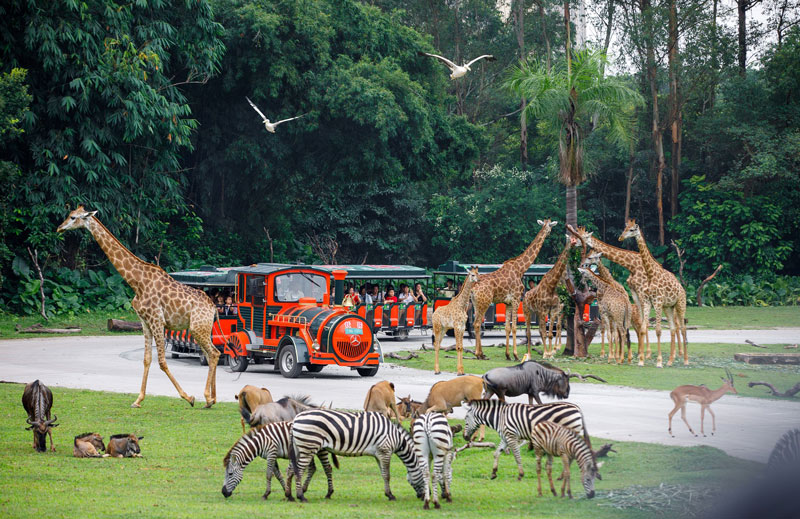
[580,252,645,362]
[471,219,557,362]
[432,267,479,376]
[567,225,652,366]
[618,219,688,367]
[577,266,631,364]
[522,237,575,360]
[57,206,221,408]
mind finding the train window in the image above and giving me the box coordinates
[274,272,326,303]
[247,275,265,303]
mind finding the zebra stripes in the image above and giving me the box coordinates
[463,399,592,480]
[290,409,427,502]
[768,428,800,473]
[412,413,454,509]
[221,421,336,500]
[529,421,600,499]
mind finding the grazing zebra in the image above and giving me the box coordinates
[529,421,601,499]
[463,399,592,480]
[767,428,800,473]
[221,421,337,500]
[290,409,427,503]
[412,413,454,509]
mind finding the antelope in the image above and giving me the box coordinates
[668,369,737,437]
[235,385,274,434]
[363,381,403,422]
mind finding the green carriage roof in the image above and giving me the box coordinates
[434,260,553,277]
[316,264,431,279]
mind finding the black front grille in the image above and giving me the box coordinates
[239,306,252,329]
[252,306,265,334]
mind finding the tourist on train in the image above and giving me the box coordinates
[398,284,415,304]
[384,288,398,303]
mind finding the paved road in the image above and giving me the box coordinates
[1,329,798,464]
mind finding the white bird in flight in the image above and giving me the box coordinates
[417,51,496,79]
[246,97,306,133]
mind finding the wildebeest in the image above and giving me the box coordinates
[74,432,105,458]
[482,361,570,405]
[235,385,274,433]
[398,396,424,421]
[364,381,402,422]
[106,434,143,458]
[244,395,315,427]
[22,380,58,452]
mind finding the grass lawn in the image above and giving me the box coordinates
[389,342,800,400]
[0,309,141,339]
[0,383,758,519]
[685,306,800,329]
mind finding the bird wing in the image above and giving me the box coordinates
[246,96,268,122]
[417,51,457,70]
[273,113,307,126]
[464,55,495,68]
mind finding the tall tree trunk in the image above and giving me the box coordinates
[709,0,719,111]
[602,0,615,65]
[642,0,666,245]
[625,141,635,222]
[565,0,572,77]
[538,1,552,72]
[668,0,681,219]
[737,0,747,77]
[514,0,528,166]
[566,185,578,229]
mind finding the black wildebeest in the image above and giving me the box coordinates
[243,395,316,427]
[22,380,58,452]
[482,361,570,405]
[106,434,143,457]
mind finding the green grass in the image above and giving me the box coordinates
[390,342,800,400]
[685,306,800,329]
[0,383,757,518]
[0,309,141,339]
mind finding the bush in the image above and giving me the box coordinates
[686,275,800,307]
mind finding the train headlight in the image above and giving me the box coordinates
[312,340,320,351]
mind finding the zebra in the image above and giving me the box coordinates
[529,421,601,499]
[463,399,593,481]
[289,409,427,503]
[412,412,454,509]
[221,421,337,500]
[767,428,800,474]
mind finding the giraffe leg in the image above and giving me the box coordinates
[455,325,465,376]
[473,302,489,359]
[151,319,195,406]
[509,306,519,361]
[433,322,443,374]
[193,318,219,408]
[132,318,154,408]
[643,299,653,360]
[653,301,664,368]
[665,306,677,367]
[679,301,689,366]
[524,307,533,359]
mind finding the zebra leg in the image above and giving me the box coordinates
[510,439,524,481]
[263,457,275,500]
[442,451,453,502]
[292,451,313,503]
[302,459,317,493]
[432,453,445,509]
[317,451,335,499]
[535,448,544,496]
[377,449,395,500]
[546,455,557,496]
[491,437,508,479]
[561,455,572,498]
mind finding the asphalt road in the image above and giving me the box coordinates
[1,328,798,464]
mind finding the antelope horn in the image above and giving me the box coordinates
[26,417,35,425]
[44,415,59,426]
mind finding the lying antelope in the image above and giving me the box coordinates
[74,432,105,458]
[668,369,737,437]
[106,434,143,457]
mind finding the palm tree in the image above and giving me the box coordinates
[505,49,643,229]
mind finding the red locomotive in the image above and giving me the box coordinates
[166,264,381,378]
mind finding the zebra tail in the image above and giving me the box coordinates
[331,452,340,469]
[288,433,301,479]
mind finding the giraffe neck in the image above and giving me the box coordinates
[634,232,661,281]
[540,244,571,291]
[504,227,550,278]
[451,276,475,310]
[588,239,641,273]
[583,268,613,293]
[85,217,148,292]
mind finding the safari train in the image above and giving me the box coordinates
[166,264,382,378]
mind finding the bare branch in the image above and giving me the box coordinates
[747,381,800,398]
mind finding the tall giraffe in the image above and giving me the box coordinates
[523,237,575,360]
[567,225,651,365]
[577,266,631,364]
[432,267,479,376]
[57,206,221,407]
[471,219,557,361]
[619,219,688,367]
[581,252,645,362]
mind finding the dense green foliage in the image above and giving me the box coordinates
[1,0,799,315]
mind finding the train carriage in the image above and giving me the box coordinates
[165,263,382,378]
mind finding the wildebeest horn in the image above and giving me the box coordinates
[26,417,35,425]
[44,415,58,426]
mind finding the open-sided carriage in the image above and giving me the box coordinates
[165,263,382,378]
[321,265,431,340]
[433,260,553,336]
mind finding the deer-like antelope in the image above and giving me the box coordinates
[668,370,737,437]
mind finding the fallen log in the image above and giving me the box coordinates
[17,323,80,334]
[594,443,617,458]
[566,370,608,383]
[786,344,798,350]
[747,381,800,398]
[455,441,496,454]
[385,351,418,361]
[734,353,800,365]
[745,339,768,349]
[107,319,143,332]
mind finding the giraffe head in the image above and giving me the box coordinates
[57,205,97,233]
[618,219,640,242]
[466,266,480,284]
[567,225,596,249]
[580,251,603,269]
[536,219,558,236]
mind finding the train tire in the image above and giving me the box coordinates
[278,347,302,379]
[357,366,379,377]
[306,364,324,373]
[199,353,209,366]
[228,350,249,373]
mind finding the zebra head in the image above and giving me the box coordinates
[581,460,602,499]
[221,441,251,498]
[394,425,427,499]
[463,400,497,441]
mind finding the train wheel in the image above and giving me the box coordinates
[278,347,302,379]
[357,366,379,377]
[228,350,249,373]
[306,364,324,373]
[199,353,209,366]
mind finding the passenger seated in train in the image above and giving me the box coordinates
[222,295,238,316]
[366,285,381,305]
[342,286,360,308]
[413,283,427,304]
[398,284,415,304]
[437,279,456,298]
[384,288,398,303]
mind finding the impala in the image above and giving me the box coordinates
[668,369,737,437]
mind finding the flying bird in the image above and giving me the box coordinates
[246,97,306,133]
[417,51,496,79]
